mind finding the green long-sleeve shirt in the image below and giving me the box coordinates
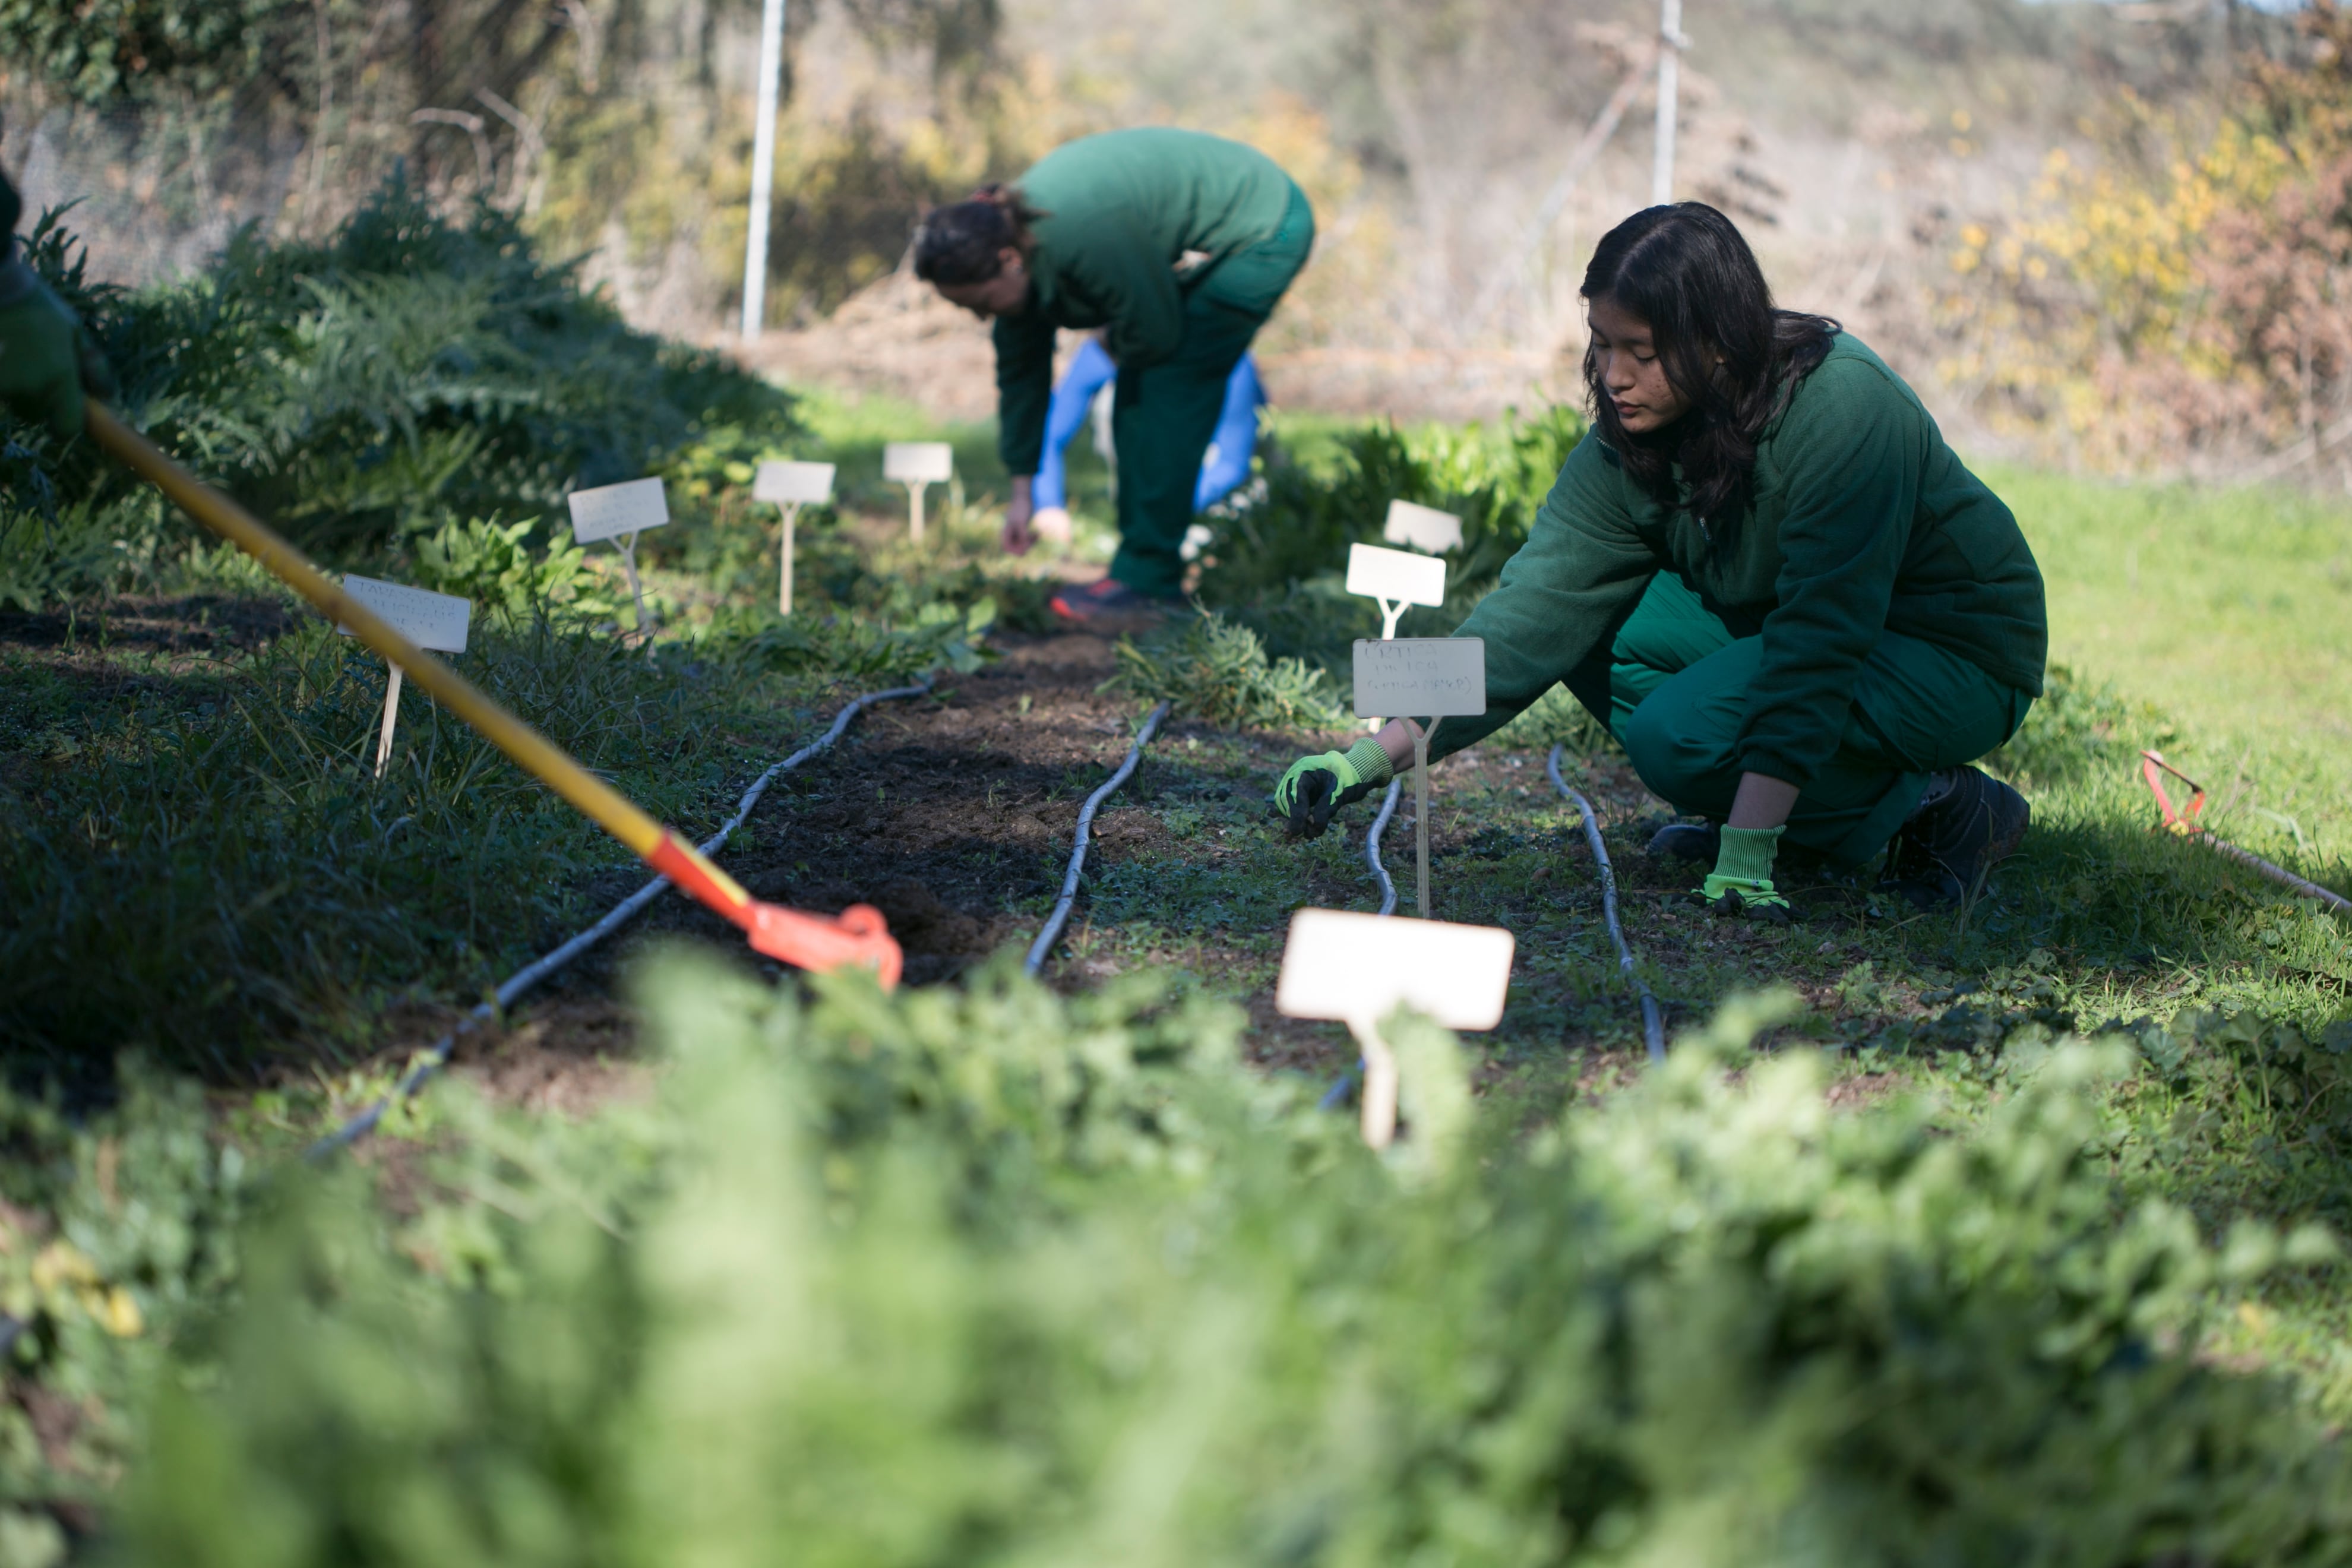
[1437,334,2047,788]
[992,128,1298,475]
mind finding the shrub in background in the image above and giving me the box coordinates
[1196,404,1586,671]
[1,179,800,599]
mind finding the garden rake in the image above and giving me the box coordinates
[85,401,904,987]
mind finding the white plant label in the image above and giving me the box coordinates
[883,442,954,483]
[1353,637,1486,719]
[1277,907,1516,1150]
[1383,499,1464,555]
[754,460,836,505]
[1346,542,1448,608]
[338,575,472,653]
[1276,909,1516,1031]
[567,478,670,544]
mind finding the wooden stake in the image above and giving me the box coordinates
[1349,1014,1399,1149]
[906,480,928,545]
[617,531,649,635]
[778,502,799,616]
[1412,719,1431,919]
[374,663,404,779]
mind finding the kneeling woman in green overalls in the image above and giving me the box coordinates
[1274,203,2046,913]
[915,128,1314,622]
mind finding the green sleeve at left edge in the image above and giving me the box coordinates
[994,311,1057,475]
[1425,434,1658,766]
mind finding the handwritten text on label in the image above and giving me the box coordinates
[340,576,472,653]
[567,478,670,543]
[1276,909,1516,1030]
[883,442,954,483]
[754,460,836,505]
[1353,637,1487,719]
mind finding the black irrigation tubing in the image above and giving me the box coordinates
[308,676,936,1159]
[1547,744,1668,1064]
[1319,776,1405,1112]
[1024,701,1172,976]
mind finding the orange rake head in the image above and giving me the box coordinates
[747,900,903,990]
[2139,750,2207,837]
[647,831,903,989]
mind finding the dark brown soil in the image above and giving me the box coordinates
[0,593,298,659]
[536,631,1158,990]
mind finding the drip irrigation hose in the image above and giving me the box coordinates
[1319,777,1406,1111]
[309,678,933,1158]
[1365,776,1403,918]
[1024,701,1172,976]
[1548,745,1668,1063]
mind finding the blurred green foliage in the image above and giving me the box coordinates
[87,959,2352,1567]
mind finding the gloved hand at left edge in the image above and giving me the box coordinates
[1272,736,1394,839]
[0,258,116,442]
[1695,824,1795,925]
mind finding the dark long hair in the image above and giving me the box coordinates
[1582,203,1839,524]
[912,184,1047,284]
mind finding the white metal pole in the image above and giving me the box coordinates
[1652,0,1683,206]
[740,0,787,341]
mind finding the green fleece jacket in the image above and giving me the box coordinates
[1437,334,2047,788]
[993,128,1297,475]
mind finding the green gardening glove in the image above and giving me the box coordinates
[1697,824,1794,924]
[1272,736,1393,839]
[0,260,115,441]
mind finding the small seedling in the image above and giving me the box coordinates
[567,478,671,636]
[337,575,472,778]
[1276,907,1515,1148]
[883,442,954,545]
[753,460,836,615]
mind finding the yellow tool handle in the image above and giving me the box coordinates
[88,402,677,869]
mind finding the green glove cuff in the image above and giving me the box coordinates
[1341,736,1393,791]
[1711,824,1784,885]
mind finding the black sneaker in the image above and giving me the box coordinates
[1881,766,2030,909]
[1647,821,1721,863]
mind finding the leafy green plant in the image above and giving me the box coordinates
[726,596,998,680]
[409,516,620,626]
[1112,610,1346,732]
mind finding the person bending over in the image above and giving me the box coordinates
[1272,203,2045,915]
[1029,334,1264,545]
[0,166,115,441]
[915,128,1312,622]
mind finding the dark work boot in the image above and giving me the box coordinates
[1647,820,1721,864]
[1880,766,2030,909]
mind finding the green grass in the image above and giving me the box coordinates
[1991,464,2352,877]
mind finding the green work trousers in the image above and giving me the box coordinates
[1561,573,2034,866]
[1109,182,1314,596]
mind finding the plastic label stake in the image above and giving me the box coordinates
[1346,541,1449,640]
[754,460,836,616]
[339,576,472,778]
[883,442,954,545]
[567,478,671,636]
[1383,499,1464,555]
[1276,908,1515,1149]
[1354,637,1485,919]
